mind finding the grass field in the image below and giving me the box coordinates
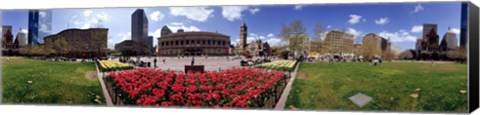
[285,62,468,112]
[2,58,105,105]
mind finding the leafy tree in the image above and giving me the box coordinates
[53,36,69,56]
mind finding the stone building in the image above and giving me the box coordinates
[157,26,231,56]
[323,30,354,56]
[114,40,150,56]
[44,28,108,58]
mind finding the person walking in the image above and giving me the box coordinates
[191,57,195,66]
[153,58,157,68]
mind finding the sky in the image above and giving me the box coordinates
[1,2,463,51]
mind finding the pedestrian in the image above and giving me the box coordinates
[154,58,157,68]
[163,59,166,64]
[191,57,195,66]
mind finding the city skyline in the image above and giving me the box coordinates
[1,2,462,51]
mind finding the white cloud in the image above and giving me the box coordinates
[410,25,423,33]
[267,33,274,38]
[166,22,201,32]
[348,14,362,24]
[83,10,92,17]
[374,17,389,25]
[70,10,110,29]
[450,28,460,34]
[249,8,260,14]
[294,5,303,10]
[413,4,424,13]
[169,7,214,22]
[20,28,28,34]
[146,22,199,47]
[39,11,47,18]
[242,33,286,47]
[346,28,362,39]
[95,12,109,21]
[327,25,331,29]
[118,32,131,41]
[148,28,162,47]
[149,11,165,22]
[221,6,249,21]
[378,30,417,42]
[39,24,50,33]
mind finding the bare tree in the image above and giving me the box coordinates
[312,22,326,40]
[398,50,413,60]
[360,39,381,58]
[279,19,308,56]
[89,29,108,58]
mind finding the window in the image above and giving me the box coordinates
[186,40,190,45]
[181,40,184,45]
[202,40,206,44]
[176,41,179,45]
[208,40,211,45]
[161,42,164,46]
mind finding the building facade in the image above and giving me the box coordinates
[157,26,231,56]
[422,24,437,39]
[362,33,388,56]
[324,30,354,56]
[44,28,108,57]
[14,29,27,48]
[131,9,152,54]
[115,40,150,56]
[440,28,458,51]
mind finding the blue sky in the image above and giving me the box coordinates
[2,2,462,51]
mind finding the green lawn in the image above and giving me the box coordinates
[286,62,468,113]
[2,58,105,105]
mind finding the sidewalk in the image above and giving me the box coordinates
[274,62,301,110]
[94,62,113,106]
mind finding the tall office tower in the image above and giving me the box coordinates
[131,9,149,45]
[28,10,52,46]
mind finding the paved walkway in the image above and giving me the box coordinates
[274,62,301,110]
[94,62,113,106]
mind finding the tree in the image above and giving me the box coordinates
[360,38,382,59]
[309,40,324,53]
[312,22,326,40]
[310,22,326,53]
[280,19,308,56]
[19,45,32,56]
[90,29,108,58]
[53,36,69,56]
[398,50,413,60]
[382,50,396,60]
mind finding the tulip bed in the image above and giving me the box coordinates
[98,60,134,72]
[105,67,287,108]
[256,60,297,72]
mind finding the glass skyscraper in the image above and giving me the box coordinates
[28,10,52,46]
[460,2,468,48]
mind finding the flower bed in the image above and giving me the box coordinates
[98,60,134,72]
[105,67,286,108]
[256,60,297,72]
